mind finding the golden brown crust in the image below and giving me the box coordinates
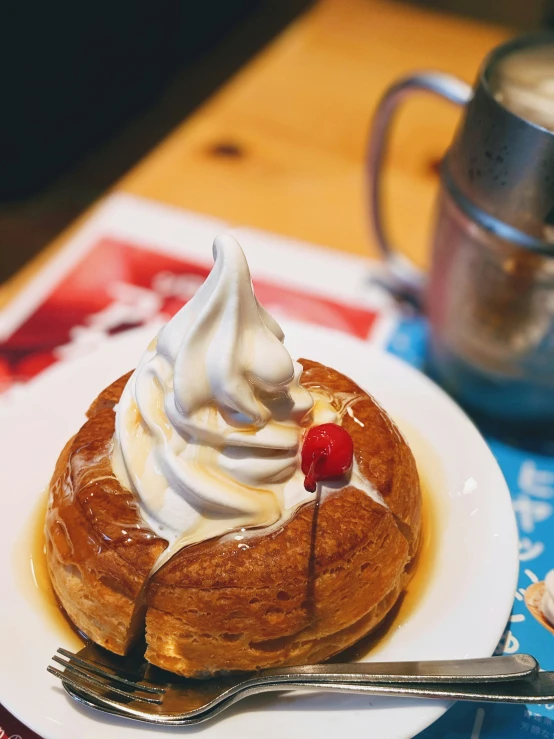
[85,371,132,418]
[300,359,422,556]
[45,360,422,675]
[45,372,167,654]
[147,488,410,674]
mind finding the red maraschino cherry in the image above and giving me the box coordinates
[301,423,354,492]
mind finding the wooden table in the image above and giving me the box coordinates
[0,0,508,308]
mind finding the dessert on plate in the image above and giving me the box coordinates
[525,570,554,635]
[45,234,422,677]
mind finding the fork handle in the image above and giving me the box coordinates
[62,670,554,728]
[254,671,554,704]
[258,654,539,685]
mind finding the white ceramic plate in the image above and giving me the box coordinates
[0,321,518,739]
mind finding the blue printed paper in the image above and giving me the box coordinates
[387,318,554,738]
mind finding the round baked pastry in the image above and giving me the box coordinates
[45,235,422,677]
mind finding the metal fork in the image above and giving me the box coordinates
[48,644,554,725]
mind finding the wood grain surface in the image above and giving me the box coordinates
[0,0,508,308]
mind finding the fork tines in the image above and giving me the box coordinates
[47,648,166,706]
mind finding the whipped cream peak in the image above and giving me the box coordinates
[541,569,554,627]
[157,234,303,427]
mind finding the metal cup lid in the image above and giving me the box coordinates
[444,32,554,254]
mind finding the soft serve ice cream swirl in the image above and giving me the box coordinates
[541,570,554,627]
[112,234,337,556]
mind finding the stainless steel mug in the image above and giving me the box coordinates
[368,34,554,445]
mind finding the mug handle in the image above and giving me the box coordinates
[366,72,473,303]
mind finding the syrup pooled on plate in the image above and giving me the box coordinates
[18,492,84,649]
